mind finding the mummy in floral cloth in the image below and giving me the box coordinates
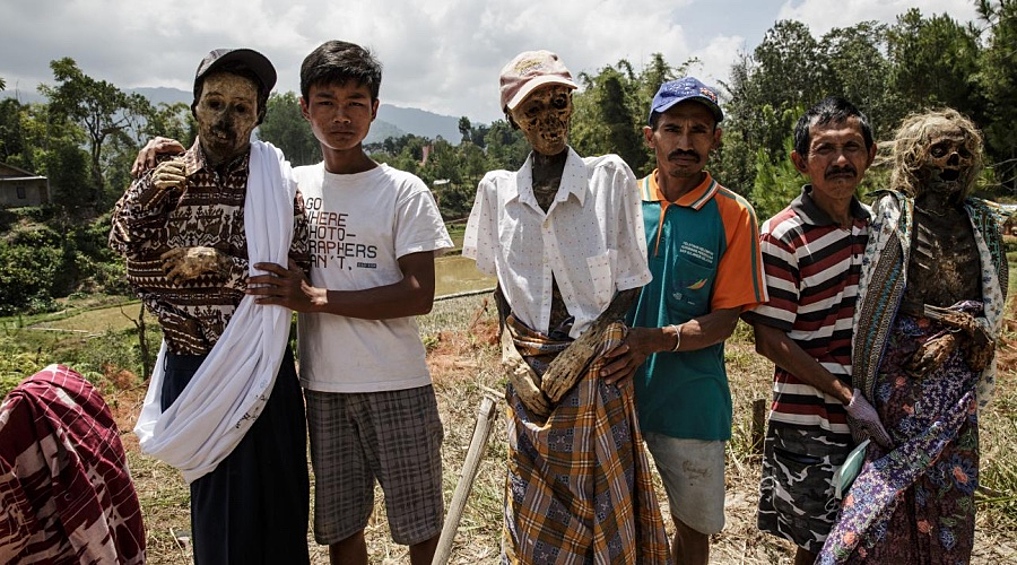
[819,108,1007,564]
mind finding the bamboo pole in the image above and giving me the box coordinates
[431,395,499,565]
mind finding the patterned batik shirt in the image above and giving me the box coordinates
[109,140,309,355]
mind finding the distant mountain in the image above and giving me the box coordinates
[2,87,461,145]
[134,86,192,106]
[377,105,462,143]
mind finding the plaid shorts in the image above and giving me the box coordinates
[305,385,444,546]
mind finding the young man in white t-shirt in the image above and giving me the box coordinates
[246,41,453,565]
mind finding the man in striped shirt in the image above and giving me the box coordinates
[742,96,891,565]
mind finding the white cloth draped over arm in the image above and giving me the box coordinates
[133,141,296,484]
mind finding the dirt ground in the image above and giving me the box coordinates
[107,293,1017,564]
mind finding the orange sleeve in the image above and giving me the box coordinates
[711,190,768,311]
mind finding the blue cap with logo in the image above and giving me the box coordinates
[648,77,724,125]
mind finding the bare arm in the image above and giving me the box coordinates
[751,322,854,405]
[600,307,742,385]
[247,250,437,319]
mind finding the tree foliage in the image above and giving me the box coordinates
[977,0,1017,188]
[259,92,318,166]
[6,6,1017,315]
[39,58,155,211]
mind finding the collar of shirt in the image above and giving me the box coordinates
[183,138,252,179]
[641,170,718,256]
[791,184,871,227]
[509,147,588,213]
[641,169,718,209]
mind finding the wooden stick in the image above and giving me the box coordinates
[752,398,767,454]
[431,395,499,565]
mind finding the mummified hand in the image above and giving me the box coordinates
[161,246,227,284]
[907,332,958,375]
[542,321,612,403]
[506,360,551,418]
[152,158,187,192]
[937,310,995,372]
[501,328,551,418]
[543,289,640,402]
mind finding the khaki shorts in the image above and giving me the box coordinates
[305,386,444,546]
[644,432,727,535]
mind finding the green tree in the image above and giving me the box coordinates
[821,22,896,138]
[484,120,529,171]
[750,20,832,154]
[0,98,32,169]
[258,92,318,166]
[44,138,98,213]
[751,133,803,222]
[713,53,761,195]
[888,9,983,122]
[978,0,1017,191]
[0,224,64,314]
[39,58,154,212]
[572,66,646,172]
[458,116,472,144]
[142,101,194,148]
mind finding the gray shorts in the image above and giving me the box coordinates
[644,432,727,535]
[305,385,444,546]
[757,424,851,552]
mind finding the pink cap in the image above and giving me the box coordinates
[499,50,578,112]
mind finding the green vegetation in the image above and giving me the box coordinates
[47,292,1017,563]
[3,3,1017,319]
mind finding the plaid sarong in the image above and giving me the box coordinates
[0,365,146,564]
[502,316,671,564]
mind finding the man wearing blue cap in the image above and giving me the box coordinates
[602,77,767,565]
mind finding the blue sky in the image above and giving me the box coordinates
[0,0,981,123]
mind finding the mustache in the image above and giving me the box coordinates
[667,149,700,162]
[825,165,856,179]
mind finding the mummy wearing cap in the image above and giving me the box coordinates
[463,50,671,564]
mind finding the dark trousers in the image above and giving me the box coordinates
[162,346,310,565]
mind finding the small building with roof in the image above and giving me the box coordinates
[0,162,49,208]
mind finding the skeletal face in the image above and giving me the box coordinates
[918,127,976,196]
[510,84,573,156]
[194,72,260,166]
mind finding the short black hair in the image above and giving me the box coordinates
[300,41,382,101]
[793,96,874,157]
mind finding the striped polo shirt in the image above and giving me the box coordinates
[743,185,870,439]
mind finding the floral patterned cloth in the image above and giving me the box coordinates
[820,189,1007,564]
[818,306,981,564]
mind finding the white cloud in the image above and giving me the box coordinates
[689,35,749,88]
[0,0,981,123]
[777,0,980,37]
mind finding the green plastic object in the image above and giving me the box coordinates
[833,438,871,499]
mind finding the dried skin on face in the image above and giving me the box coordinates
[919,129,977,196]
[194,73,260,165]
[510,85,573,156]
[892,110,983,202]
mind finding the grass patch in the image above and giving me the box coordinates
[5,280,1017,562]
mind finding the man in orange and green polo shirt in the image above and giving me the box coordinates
[601,77,767,565]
